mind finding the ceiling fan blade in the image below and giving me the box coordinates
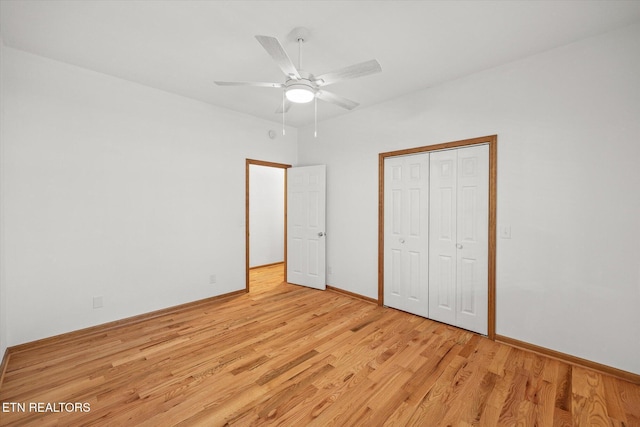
[316,90,360,110]
[214,81,284,88]
[275,98,292,114]
[255,35,301,80]
[314,59,382,86]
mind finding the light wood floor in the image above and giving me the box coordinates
[1,263,639,426]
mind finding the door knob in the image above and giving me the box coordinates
[399,238,405,244]
[318,232,325,237]
[456,243,463,249]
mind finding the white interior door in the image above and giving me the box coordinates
[429,145,489,334]
[383,154,430,317]
[287,165,326,290]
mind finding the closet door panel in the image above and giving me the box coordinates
[383,154,430,317]
[428,150,457,326]
[455,145,489,334]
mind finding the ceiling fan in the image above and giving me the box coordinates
[214,27,382,115]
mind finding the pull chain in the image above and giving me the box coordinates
[282,90,286,135]
[314,96,318,138]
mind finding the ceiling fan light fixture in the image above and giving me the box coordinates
[215,30,382,114]
[285,84,315,103]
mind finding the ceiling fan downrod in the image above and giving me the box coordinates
[292,26,310,72]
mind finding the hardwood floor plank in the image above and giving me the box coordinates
[572,366,614,427]
[602,375,630,426]
[497,367,529,425]
[1,263,639,426]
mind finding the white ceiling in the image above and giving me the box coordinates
[2,1,640,128]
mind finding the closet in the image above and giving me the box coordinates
[383,144,489,335]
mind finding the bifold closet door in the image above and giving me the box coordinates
[383,153,430,318]
[428,145,489,335]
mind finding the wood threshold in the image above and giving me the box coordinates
[326,285,378,305]
[496,334,640,385]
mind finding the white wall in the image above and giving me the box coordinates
[2,21,639,378]
[297,23,640,374]
[249,165,285,268]
[0,38,7,357]
[0,47,297,347]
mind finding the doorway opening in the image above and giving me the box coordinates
[245,159,291,292]
[378,135,497,339]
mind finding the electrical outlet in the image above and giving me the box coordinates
[209,274,217,284]
[93,296,103,309]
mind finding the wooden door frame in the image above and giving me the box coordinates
[378,135,497,339]
[245,159,292,292]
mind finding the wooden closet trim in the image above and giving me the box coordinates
[378,135,497,340]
